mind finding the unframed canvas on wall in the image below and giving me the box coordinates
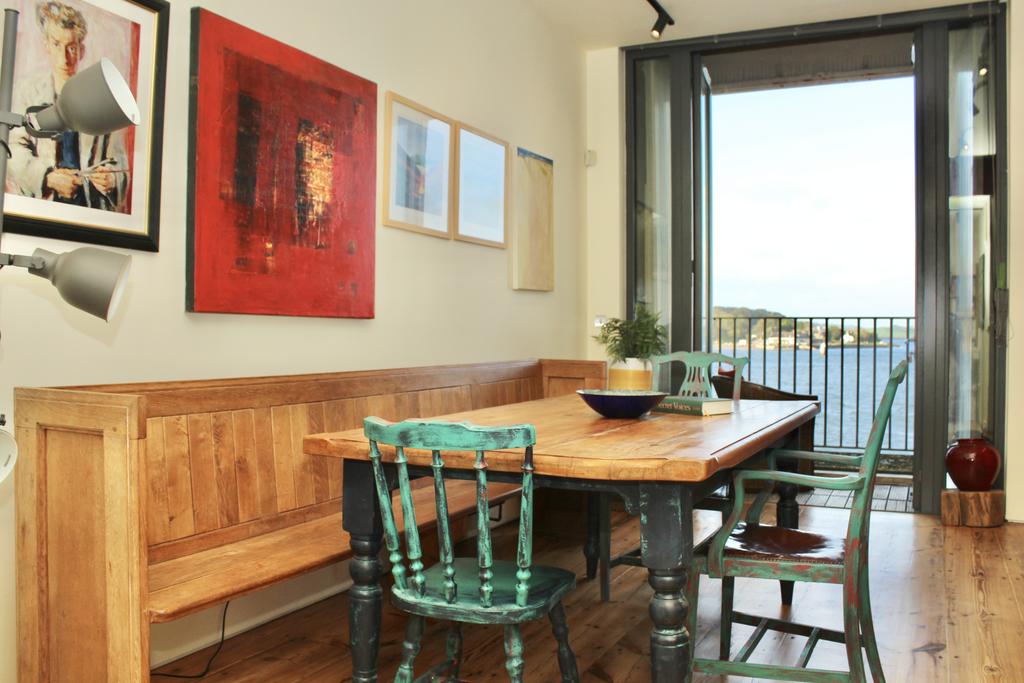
[511,148,554,291]
[5,0,169,251]
[187,9,377,318]
[383,92,453,239]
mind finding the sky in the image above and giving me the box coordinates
[712,77,916,317]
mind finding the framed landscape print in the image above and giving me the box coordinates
[187,9,377,318]
[5,0,168,251]
[383,92,453,239]
[454,124,509,248]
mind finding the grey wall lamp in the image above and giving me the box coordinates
[0,8,137,321]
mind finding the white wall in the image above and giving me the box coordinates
[583,0,1024,520]
[584,48,625,360]
[0,0,587,677]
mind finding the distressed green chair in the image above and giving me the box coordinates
[364,417,579,683]
[591,350,749,602]
[651,350,749,399]
[688,360,908,682]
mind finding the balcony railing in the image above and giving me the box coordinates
[709,316,915,463]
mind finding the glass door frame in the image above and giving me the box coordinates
[624,2,1007,514]
[693,63,713,352]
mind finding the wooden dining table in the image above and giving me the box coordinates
[304,393,819,683]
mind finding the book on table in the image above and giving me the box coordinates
[654,395,734,416]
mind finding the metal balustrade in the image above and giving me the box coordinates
[709,316,915,462]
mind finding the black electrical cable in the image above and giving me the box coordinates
[151,602,230,679]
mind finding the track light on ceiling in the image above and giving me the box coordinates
[646,0,675,39]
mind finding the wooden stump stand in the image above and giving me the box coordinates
[940,489,1005,527]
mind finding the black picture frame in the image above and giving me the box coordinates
[3,0,169,252]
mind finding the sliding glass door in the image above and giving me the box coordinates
[625,4,1007,514]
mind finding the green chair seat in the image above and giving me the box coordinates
[723,522,846,566]
[392,558,576,625]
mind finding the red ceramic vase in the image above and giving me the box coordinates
[945,438,1001,492]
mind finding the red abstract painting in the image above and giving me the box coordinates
[187,9,376,317]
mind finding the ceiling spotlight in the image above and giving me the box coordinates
[646,0,675,40]
[651,14,668,39]
[979,66,989,77]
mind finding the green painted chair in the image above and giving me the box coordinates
[651,350,749,399]
[591,350,749,602]
[364,417,579,683]
[688,360,908,683]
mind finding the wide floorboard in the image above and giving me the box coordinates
[153,505,1024,682]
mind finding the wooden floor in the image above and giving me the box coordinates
[154,505,1024,682]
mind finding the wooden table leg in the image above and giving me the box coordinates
[584,492,600,579]
[597,492,612,602]
[638,483,694,683]
[343,459,385,683]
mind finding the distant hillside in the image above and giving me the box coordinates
[711,307,912,344]
[714,306,787,319]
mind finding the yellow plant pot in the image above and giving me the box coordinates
[607,358,653,391]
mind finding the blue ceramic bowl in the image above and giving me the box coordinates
[576,389,668,419]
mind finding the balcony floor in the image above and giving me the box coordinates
[154,505,1023,682]
[799,483,913,512]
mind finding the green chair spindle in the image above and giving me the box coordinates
[516,446,534,608]
[431,449,457,603]
[364,417,579,683]
[474,449,494,608]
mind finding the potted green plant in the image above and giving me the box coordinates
[594,303,668,390]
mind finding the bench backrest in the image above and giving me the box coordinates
[55,359,604,563]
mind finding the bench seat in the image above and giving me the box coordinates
[148,480,522,623]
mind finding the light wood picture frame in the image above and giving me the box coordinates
[453,123,510,248]
[383,92,455,239]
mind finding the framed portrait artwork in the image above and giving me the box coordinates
[187,9,376,318]
[5,0,168,251]
[383,92,453,239]
[454,123,509,248]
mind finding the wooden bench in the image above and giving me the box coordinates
[15,358,605,683]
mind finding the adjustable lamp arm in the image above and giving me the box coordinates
[0,8,21,246]
[0,10,46,275]
[0,252,44,269]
